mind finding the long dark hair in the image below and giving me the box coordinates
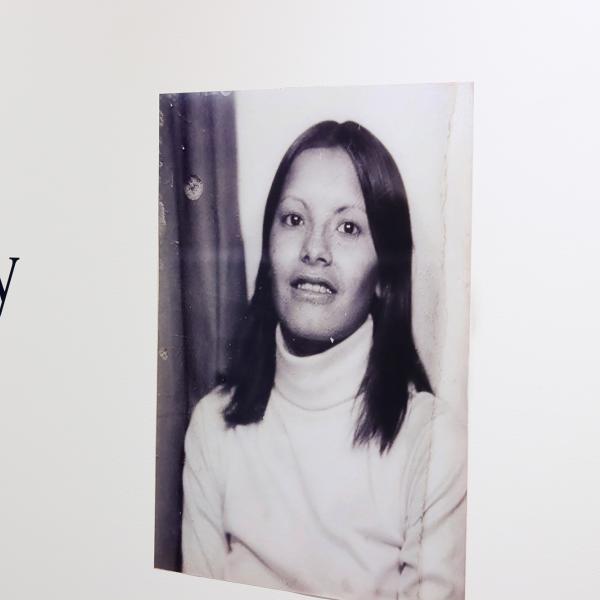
[222,120,432,452]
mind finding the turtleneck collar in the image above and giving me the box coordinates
[273,316,373,411]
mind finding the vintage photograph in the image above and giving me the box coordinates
[156,83,473,600]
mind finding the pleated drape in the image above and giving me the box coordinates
[155,92,247,571]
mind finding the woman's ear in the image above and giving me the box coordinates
[375,282,382,298]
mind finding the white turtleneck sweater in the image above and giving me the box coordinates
[182,317,467,600]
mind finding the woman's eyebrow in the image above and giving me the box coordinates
[279,195,307,209]
[279,196,366,215]
[334,205,367,215]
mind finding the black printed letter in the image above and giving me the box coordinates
[0,257,20,318]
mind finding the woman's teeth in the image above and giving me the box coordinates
[297,282,333,294]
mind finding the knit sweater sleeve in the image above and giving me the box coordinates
[397,397,468,600]
[181,390,230,578]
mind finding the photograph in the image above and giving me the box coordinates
[155,83,473,600]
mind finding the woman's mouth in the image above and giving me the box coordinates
[290,277,337,303]
[296,281,333,295]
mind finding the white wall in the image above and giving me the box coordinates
[235,84,473,414]
[4,2,600,600]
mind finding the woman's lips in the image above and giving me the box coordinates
[290,276,337,304]
[296,281,333,295]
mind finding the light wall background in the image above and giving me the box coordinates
[2,2,600,600]
[236,84,472,414]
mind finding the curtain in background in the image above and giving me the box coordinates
[155,92,247,571]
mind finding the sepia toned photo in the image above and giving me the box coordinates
[156,83,473,600]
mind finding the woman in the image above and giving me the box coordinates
[182,121,467,600]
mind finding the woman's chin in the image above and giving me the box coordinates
[277,308,371,354]
[279,322,339,356]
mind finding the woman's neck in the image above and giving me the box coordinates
[274,315,374,410]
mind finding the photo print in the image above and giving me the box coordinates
[156,83,473,600]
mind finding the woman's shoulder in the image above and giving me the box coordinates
[187,386,233,439]
[184,387,234,480]
[406,390,465,429]
[402,391,468,511]
[399,390,467,458]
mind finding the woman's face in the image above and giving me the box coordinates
[269,147,378,351]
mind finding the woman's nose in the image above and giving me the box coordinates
[300,227,332,266]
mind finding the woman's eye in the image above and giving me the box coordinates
[282,213,304,227]
[337,221,361,236]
